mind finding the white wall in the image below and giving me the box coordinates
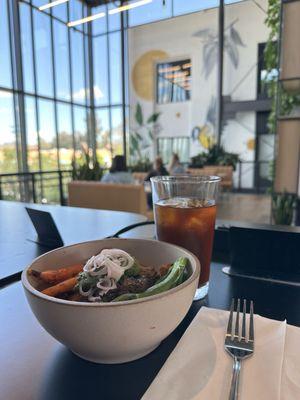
[128,0,269,188]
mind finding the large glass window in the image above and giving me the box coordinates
[0,91,17,173]
[93,36,109,106]
[20,3,35,93]
[38,99,58,170]
[74,106,88,150]
[107,2,121,32]
[109,32,122,105]
[128,0,172,27]
[173,0,219,16]
[95,108,111,166]
[0,0,12,89]
[53,20,71,101]
[0,0,127,203]
[92,5,107,36]
[32,0,47,9]
[52,1,68,22]
[57,103,73,168]
[71,29,86,105]
[69,0,83,30]
[111,107,123,156]
[25,96,40,171]
[33,9,54,97]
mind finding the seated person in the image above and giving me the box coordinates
[145,157,169,209]
[168,153,186,175]
[101,155,134,184]
[145,156,169,181]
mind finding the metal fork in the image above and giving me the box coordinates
[225,299,254,400]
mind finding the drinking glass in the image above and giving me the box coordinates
[151,175,220,300]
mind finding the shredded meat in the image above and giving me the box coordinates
[102,267,158,302]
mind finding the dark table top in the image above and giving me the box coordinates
[0,201,146,285]
[1,261,300,400]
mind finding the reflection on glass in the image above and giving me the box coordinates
[32,0,47,8]
[38,99,58,170]
[108,1,121,31]
[95,108,111,166]
[0,91,17,173]
[52,1,68,21]
[111,107,123,156]
[74,106,88,150]
[57,102,73,168]
[33,9,54,96]
[92,5,107,35]
[173,0,218,15]
[25,96,39,171]
[71,29,86,104]
[128,0,172,27]
[20,3,35,93]
[156,59,191,104]
[69,0,83,25]
[0,0,12,88]
[109,32,122,105]
[93,36,108,106]
[53,20,71,100]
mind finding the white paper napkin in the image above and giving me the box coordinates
[142,307,300,400]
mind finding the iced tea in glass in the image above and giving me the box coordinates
[151,176,220,299]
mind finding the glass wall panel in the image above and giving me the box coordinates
[0,0,12,89]
[0,91,17,173]
[74,106,88,150]
[71,29,86,104]
[32,0,47,9]
[69,0,83,31]
[109,32,122,105]
[93,36,109,106]
[128,0,172,27]
[52,2,68,21]
[92,5,107,36]
[20,2,35,93]
[38,99,58,170]
[57,102,73,168]
[173,0,219,16]
[33,9,54,97]
[95,108,111,166]
[25,96,40,171]
[111,107,123,155]
[53,20,71,101]
[107,1,121,32]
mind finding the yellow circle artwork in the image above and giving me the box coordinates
[132,50,168,101]
[247,138,255,150]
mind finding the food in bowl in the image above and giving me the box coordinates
[22,238,200,363]
[29,248,189,303]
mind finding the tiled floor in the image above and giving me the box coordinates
[217,193,271,224]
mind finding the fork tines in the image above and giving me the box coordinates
[226,298,254,345]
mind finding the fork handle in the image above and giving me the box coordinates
[229,357,241,400]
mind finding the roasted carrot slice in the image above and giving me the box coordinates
[42,277,77,297]
[29,264,83,284]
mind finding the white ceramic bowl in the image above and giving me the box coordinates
[22,238,200,364]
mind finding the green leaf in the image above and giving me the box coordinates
[135,103,143,126]
[147,112,160,124]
